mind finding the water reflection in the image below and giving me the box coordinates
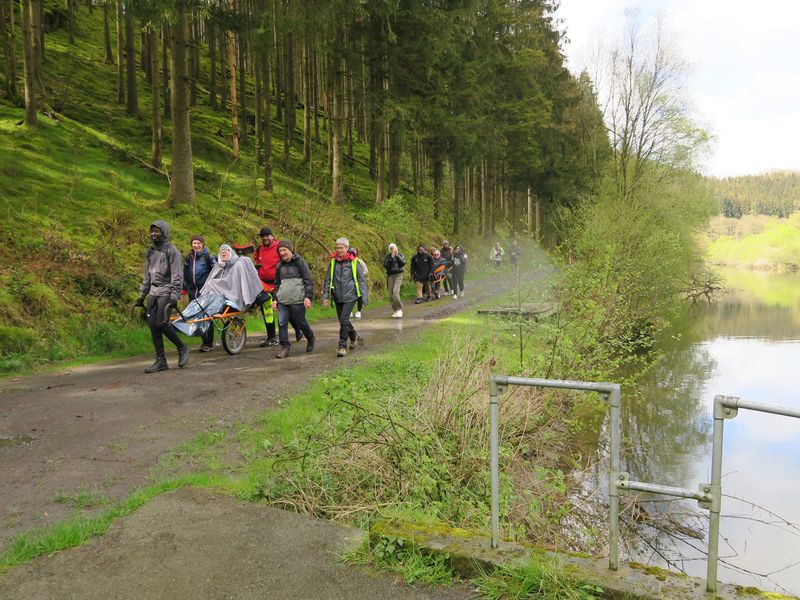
[612,269,800,594]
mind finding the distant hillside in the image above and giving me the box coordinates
[708,171,800,217]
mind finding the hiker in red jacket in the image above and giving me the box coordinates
[253,226,301,347]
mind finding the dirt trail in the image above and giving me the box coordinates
[0,250,555,553]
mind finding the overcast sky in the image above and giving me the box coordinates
[555,0,800,179]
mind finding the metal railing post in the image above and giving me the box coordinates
[707,395,732,593]
[489,377,503,549]
[608,386,621,571]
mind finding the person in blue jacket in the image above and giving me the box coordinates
[183,235,217,351]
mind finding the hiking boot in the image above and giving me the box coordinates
[295,329,304,342]
[199,344,213,352]
[337,347,347,357]
[414,298,423,305]
[260,337,279,348]
[276,346,290,359]
[350,336,363,349]
[145,356,168,374]
[305,337,315,353]
[178,345,190,369]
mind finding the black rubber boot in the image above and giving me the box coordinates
[146,332,169,373]
[177,344,190,369]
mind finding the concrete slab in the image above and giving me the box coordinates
[0,488,474,600]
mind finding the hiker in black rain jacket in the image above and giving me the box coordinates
[133,220,190,373]
[183,234,217,352]
[410,245,433,303]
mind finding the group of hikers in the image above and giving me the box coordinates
[489,240,521,271]
[134,221,470,373]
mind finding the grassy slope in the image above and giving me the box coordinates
[0,12,445,372]
[705,214,800,269]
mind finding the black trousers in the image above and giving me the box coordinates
[146,295,184,356]
[453,270,465,295]
[334,300,357,348]
[277,303,314,348]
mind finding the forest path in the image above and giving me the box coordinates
[0,246,555,598]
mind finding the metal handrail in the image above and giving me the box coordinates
[488,378,800,594]
[489,376,622,569]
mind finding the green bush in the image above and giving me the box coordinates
[0,326,37,356]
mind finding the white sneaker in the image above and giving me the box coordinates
[355,311,362,319]
[452,294,458,299]
[397,309,403,318]
[391,310,401,318]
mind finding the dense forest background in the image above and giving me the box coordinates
[1,0,607,231]
[709,171,800,218]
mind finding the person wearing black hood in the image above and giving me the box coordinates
[133,221,190,373]
[410,245,433,304]
[271,240,315,358]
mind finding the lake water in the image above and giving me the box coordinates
[623,268,800,594]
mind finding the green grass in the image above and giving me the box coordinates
[343,535,460,587]
[475,559,613,600]
[707,214,800,269]
[0,473,232,572]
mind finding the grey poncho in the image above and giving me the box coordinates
[200,252,264,311]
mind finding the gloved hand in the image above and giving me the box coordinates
[133,294,146,308]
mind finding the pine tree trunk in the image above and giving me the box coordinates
[161,25,169,117]
[219,27,227,108]
[67,0,75,44]
[208,19,217,110]
[375,122,384,205]
[124,8,137,114]
[141,30,150,82]
[453,161,462,236]
[433,159,443,220]
[238,19,247,143]
[227,10,239,159]
[115,0,124,104]
[167,4,196,207]
[187,11,196,106]
[344,45,354,160]
[480,160,486,236]
[312,47,320,142]
[20,0,36,125]
[150,29,161,168]
[282,29,293,167]
[1,0,17,98]
[388,119,401,197]
[302,34,310,163]
[262,39,273,191]
[330,31,344,205]
[102,2,113,65]
[272,14,281,123]
[31,0,43,95]
[254,47,262,164]
[33,0,42,73]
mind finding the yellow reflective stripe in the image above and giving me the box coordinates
[328,258,361,297]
